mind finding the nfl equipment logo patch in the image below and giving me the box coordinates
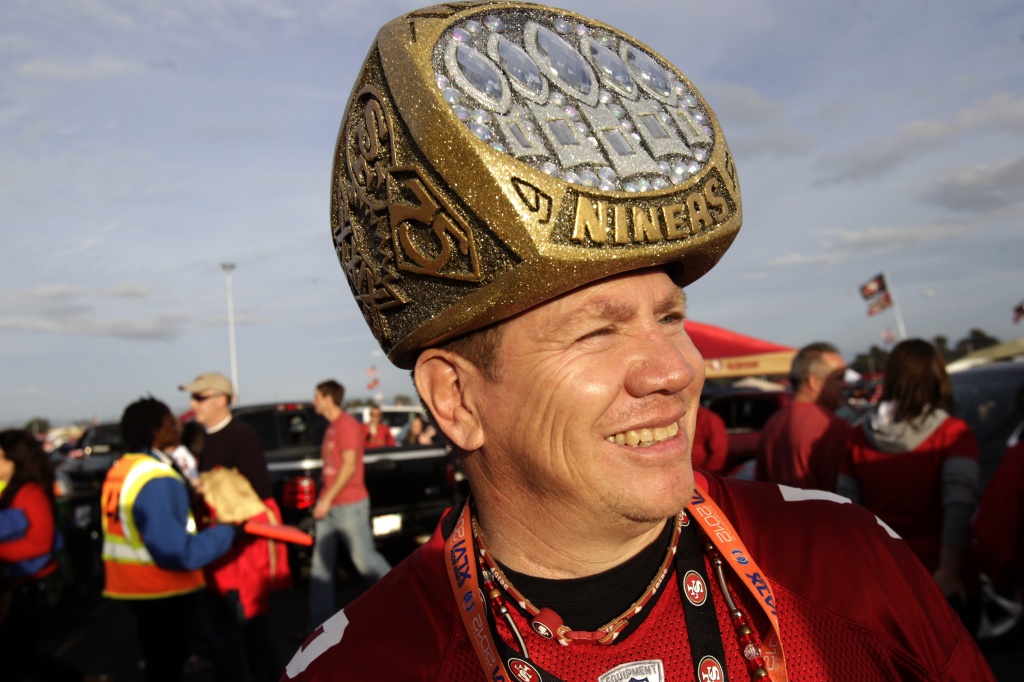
[598,659,665,682]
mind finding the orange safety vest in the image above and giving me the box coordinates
[101,453,205,599]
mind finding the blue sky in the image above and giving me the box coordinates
[2,0,1022,426]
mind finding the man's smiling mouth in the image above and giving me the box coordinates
[605,422,679,447]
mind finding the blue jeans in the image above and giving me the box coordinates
[308,498,391,629]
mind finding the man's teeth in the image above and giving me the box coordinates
[606,421,679,447]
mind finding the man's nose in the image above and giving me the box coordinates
[624,327,701,397]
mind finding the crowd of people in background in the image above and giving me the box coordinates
[4,343,1023,679]
[1,370,431,682]
[735,338,1023,644]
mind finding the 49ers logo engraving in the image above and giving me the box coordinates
[698,656,724,681]
[509,658,540,682]
[336,82,483,341]
[683,570,707,606]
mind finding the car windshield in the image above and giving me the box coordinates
[950,363,1024,484]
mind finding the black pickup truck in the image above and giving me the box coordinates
[56,402,463,593]
[233,401,462,575]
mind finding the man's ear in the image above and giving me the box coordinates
[414,349,485,452]
[805,372,824,398]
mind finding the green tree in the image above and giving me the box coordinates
[24,417,50,436]
[850,345,889,375]
[951,328,1000,360]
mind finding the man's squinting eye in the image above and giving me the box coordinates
[576,326,614,343]
[659,311,685,325]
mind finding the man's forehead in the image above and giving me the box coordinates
[516,270,685,328]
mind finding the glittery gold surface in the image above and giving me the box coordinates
[331,2,742,368]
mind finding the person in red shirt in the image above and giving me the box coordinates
[973,440,1024,602]
[756,342,851,490]
[308,381,391,633]
[840,339,980,616]
[691,405,729,472]
[362,405,396,449]
[972,381,1024,608]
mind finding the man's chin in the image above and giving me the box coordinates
[617,486,693,526]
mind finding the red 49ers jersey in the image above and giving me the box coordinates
[282,475,993,682]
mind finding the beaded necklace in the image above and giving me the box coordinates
[468,508,773,681]
[472,512,683,646]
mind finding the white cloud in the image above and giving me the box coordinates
[0,282,154,308]
[767,251,844,267]
[816,94,1024,185]
[921,155,1024,212]
[0,313,189,340]
[954,93,1024,136]
[760,222,978,273]
[17,55,141,79]
[705,83,786,126]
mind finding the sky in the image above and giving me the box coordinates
[2,0,1022,427]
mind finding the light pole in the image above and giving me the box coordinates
[922,289,936,341]
[222,262,239,403]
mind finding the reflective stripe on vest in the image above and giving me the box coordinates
[101,453,205,600]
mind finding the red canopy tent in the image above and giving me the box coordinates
[684,321,796,379]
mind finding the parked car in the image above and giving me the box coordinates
[345,404,425,440]
[52,422,125,605]
[56,402,461,589]
[65,422,123,460]
[232,401,457,578]
[949,359,1024,487]
[702,389,792,475]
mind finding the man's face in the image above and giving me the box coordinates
[369,408,383,424]
[469,269,704,527]
[153,413,181,451]
[189,391,230,427]
[312,390,328,416]
[815,352,848,411]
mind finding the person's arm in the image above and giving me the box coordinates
[313,448,357,520]
[382,426,396,448]
[934,421,981,600]
[0,485,53,563]
[133,476,235,571]
[0,508,29,542]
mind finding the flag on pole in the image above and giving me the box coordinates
[881,327,897,345]
[366,365,380,390]
[859,273,887,300]
[867,292,893,316]
[1014,300,1024,324]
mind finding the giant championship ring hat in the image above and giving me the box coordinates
[333,1,741,368]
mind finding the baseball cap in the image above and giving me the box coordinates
[179,372,234,397]
[332,2,742,368]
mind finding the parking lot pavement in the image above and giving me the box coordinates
[38,578,361,682]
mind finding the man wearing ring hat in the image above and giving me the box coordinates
[284,3,993,680]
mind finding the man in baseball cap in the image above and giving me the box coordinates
[284,4,992,681]
[179,372,282,682]
[178,371,235,400]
